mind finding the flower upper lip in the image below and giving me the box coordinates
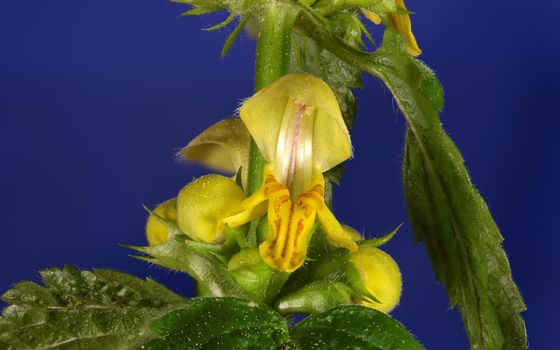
[220,73,358,272]
[240,73,353,196]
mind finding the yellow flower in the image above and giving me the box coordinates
[221,73,358,272]
[178,119,251,188]
[145,198,177,245]
[362,0,422,56]
[176,174,246,244]
[349,247,402,313]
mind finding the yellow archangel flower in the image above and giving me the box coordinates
[349,247,402,313]
[221,74,358,272]
[362,0,422,56]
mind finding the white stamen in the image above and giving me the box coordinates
[275,99,314,199]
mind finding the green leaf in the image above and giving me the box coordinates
[204,13,236,31]
[294,7,526,350]
[142,298,422,349]
[291,305,424,349]
[221,18,248,58]
[174,0,225,17]
[402,114,528,348]
[140,297,290,350]
[179,7,221,17]
[277,342,303,350]
[0,266,185,350]
[389,32,526,350]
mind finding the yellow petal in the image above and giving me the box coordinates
[361,1,422,56]
[388,0,422,56]
[146,198,177,245]
[259,173,318,272]
[179,118,251,186]
[220,186,268,229]
[361,8,382,25]
[309,171,358,253]
[350,247,402,313]
[219,165,360,272]
[342,224,364,242]
[317,205,359,253]
[258,167,358,272]
[176,174,245,243]
[240,73,352,196]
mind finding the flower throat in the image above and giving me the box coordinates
[274,99,314,201]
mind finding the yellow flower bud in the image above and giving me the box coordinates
[145,198,177,245]
[177,174,245,244]
[343,224,364,241]
[349,247,402,313]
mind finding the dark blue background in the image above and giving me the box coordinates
[1,1,558,348]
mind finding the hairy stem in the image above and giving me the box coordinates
[247,2,295,195]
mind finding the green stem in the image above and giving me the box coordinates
[254,2,294,90]
[247,2,295,195]
[247,142,266,195]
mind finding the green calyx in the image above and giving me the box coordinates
[228,248,290,303]
[275,281,352,315]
